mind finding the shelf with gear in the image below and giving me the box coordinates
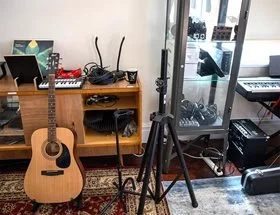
[163,0,251,175]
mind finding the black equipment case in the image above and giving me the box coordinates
[241,165,280,195]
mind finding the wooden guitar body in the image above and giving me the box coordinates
[24,127,84,204]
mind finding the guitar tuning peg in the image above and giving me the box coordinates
[59,58,62,60]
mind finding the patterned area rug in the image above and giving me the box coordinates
[0,168,169,215]
[163,176,280,215]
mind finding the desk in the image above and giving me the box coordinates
[0,76,142,160]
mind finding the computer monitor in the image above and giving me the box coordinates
[4,55,43,84]
[197,46,225,78]
[269,55,280,77]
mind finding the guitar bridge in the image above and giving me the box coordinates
[41,170,64,176]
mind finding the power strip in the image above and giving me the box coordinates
[200,153,223,176]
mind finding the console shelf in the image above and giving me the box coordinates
[84,128,140,146]
[0,77,142,160]
[0,143,29,151]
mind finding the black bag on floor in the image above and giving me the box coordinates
[241,165,280,195]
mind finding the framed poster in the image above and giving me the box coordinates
[12,40,54,77]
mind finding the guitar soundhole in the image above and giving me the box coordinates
[45,142,60,157]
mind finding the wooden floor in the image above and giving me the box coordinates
[0,138,279,180]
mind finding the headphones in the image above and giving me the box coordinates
[84,63,116,85]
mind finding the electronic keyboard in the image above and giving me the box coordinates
[236,77,280,101]
[38,78,85,89]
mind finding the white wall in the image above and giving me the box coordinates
[0,0,166,128]
[234,0,280,134]
[246,0,280,40]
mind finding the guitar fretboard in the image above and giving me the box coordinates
[48,74,56,142]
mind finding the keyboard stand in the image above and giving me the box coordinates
[259,101,280,159]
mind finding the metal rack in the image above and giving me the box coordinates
[163,0,251,174]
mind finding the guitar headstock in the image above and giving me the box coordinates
[47,53,60,75]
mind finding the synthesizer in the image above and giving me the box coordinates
[38,78,85,89]
[236,77,280,101]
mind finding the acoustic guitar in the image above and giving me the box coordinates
[24,53,85,204]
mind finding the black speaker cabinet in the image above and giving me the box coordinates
[228,119,269,171]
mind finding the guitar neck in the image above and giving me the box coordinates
[48,74,56,142]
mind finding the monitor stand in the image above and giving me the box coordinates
[0,62,7,80]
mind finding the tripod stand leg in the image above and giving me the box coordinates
[120,195,127,213]
[163,135,173,173]
[137,122,160,215]
[167,121,198,208]
[120,155,124,167]
[76,193,83,210]
[99,192,120,215]
[155,125,164,202]
[137,122,156,182]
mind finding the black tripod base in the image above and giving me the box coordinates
[31,200,40,212]
[136,113,198,215]
[99,177,136,215]
[75,193,83,210]
[192,201,199,208]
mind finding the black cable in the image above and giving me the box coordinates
[85,37,126,85]
[85,95,119,107]
[83,62,99,75]
[95,37,103,68]
[116,37,125,72]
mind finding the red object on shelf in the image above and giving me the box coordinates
[55,68,82,78]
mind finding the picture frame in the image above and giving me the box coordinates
[12,39,54,77]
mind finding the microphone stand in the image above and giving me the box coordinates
[136,49,198,215]
[99,110,139,214]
